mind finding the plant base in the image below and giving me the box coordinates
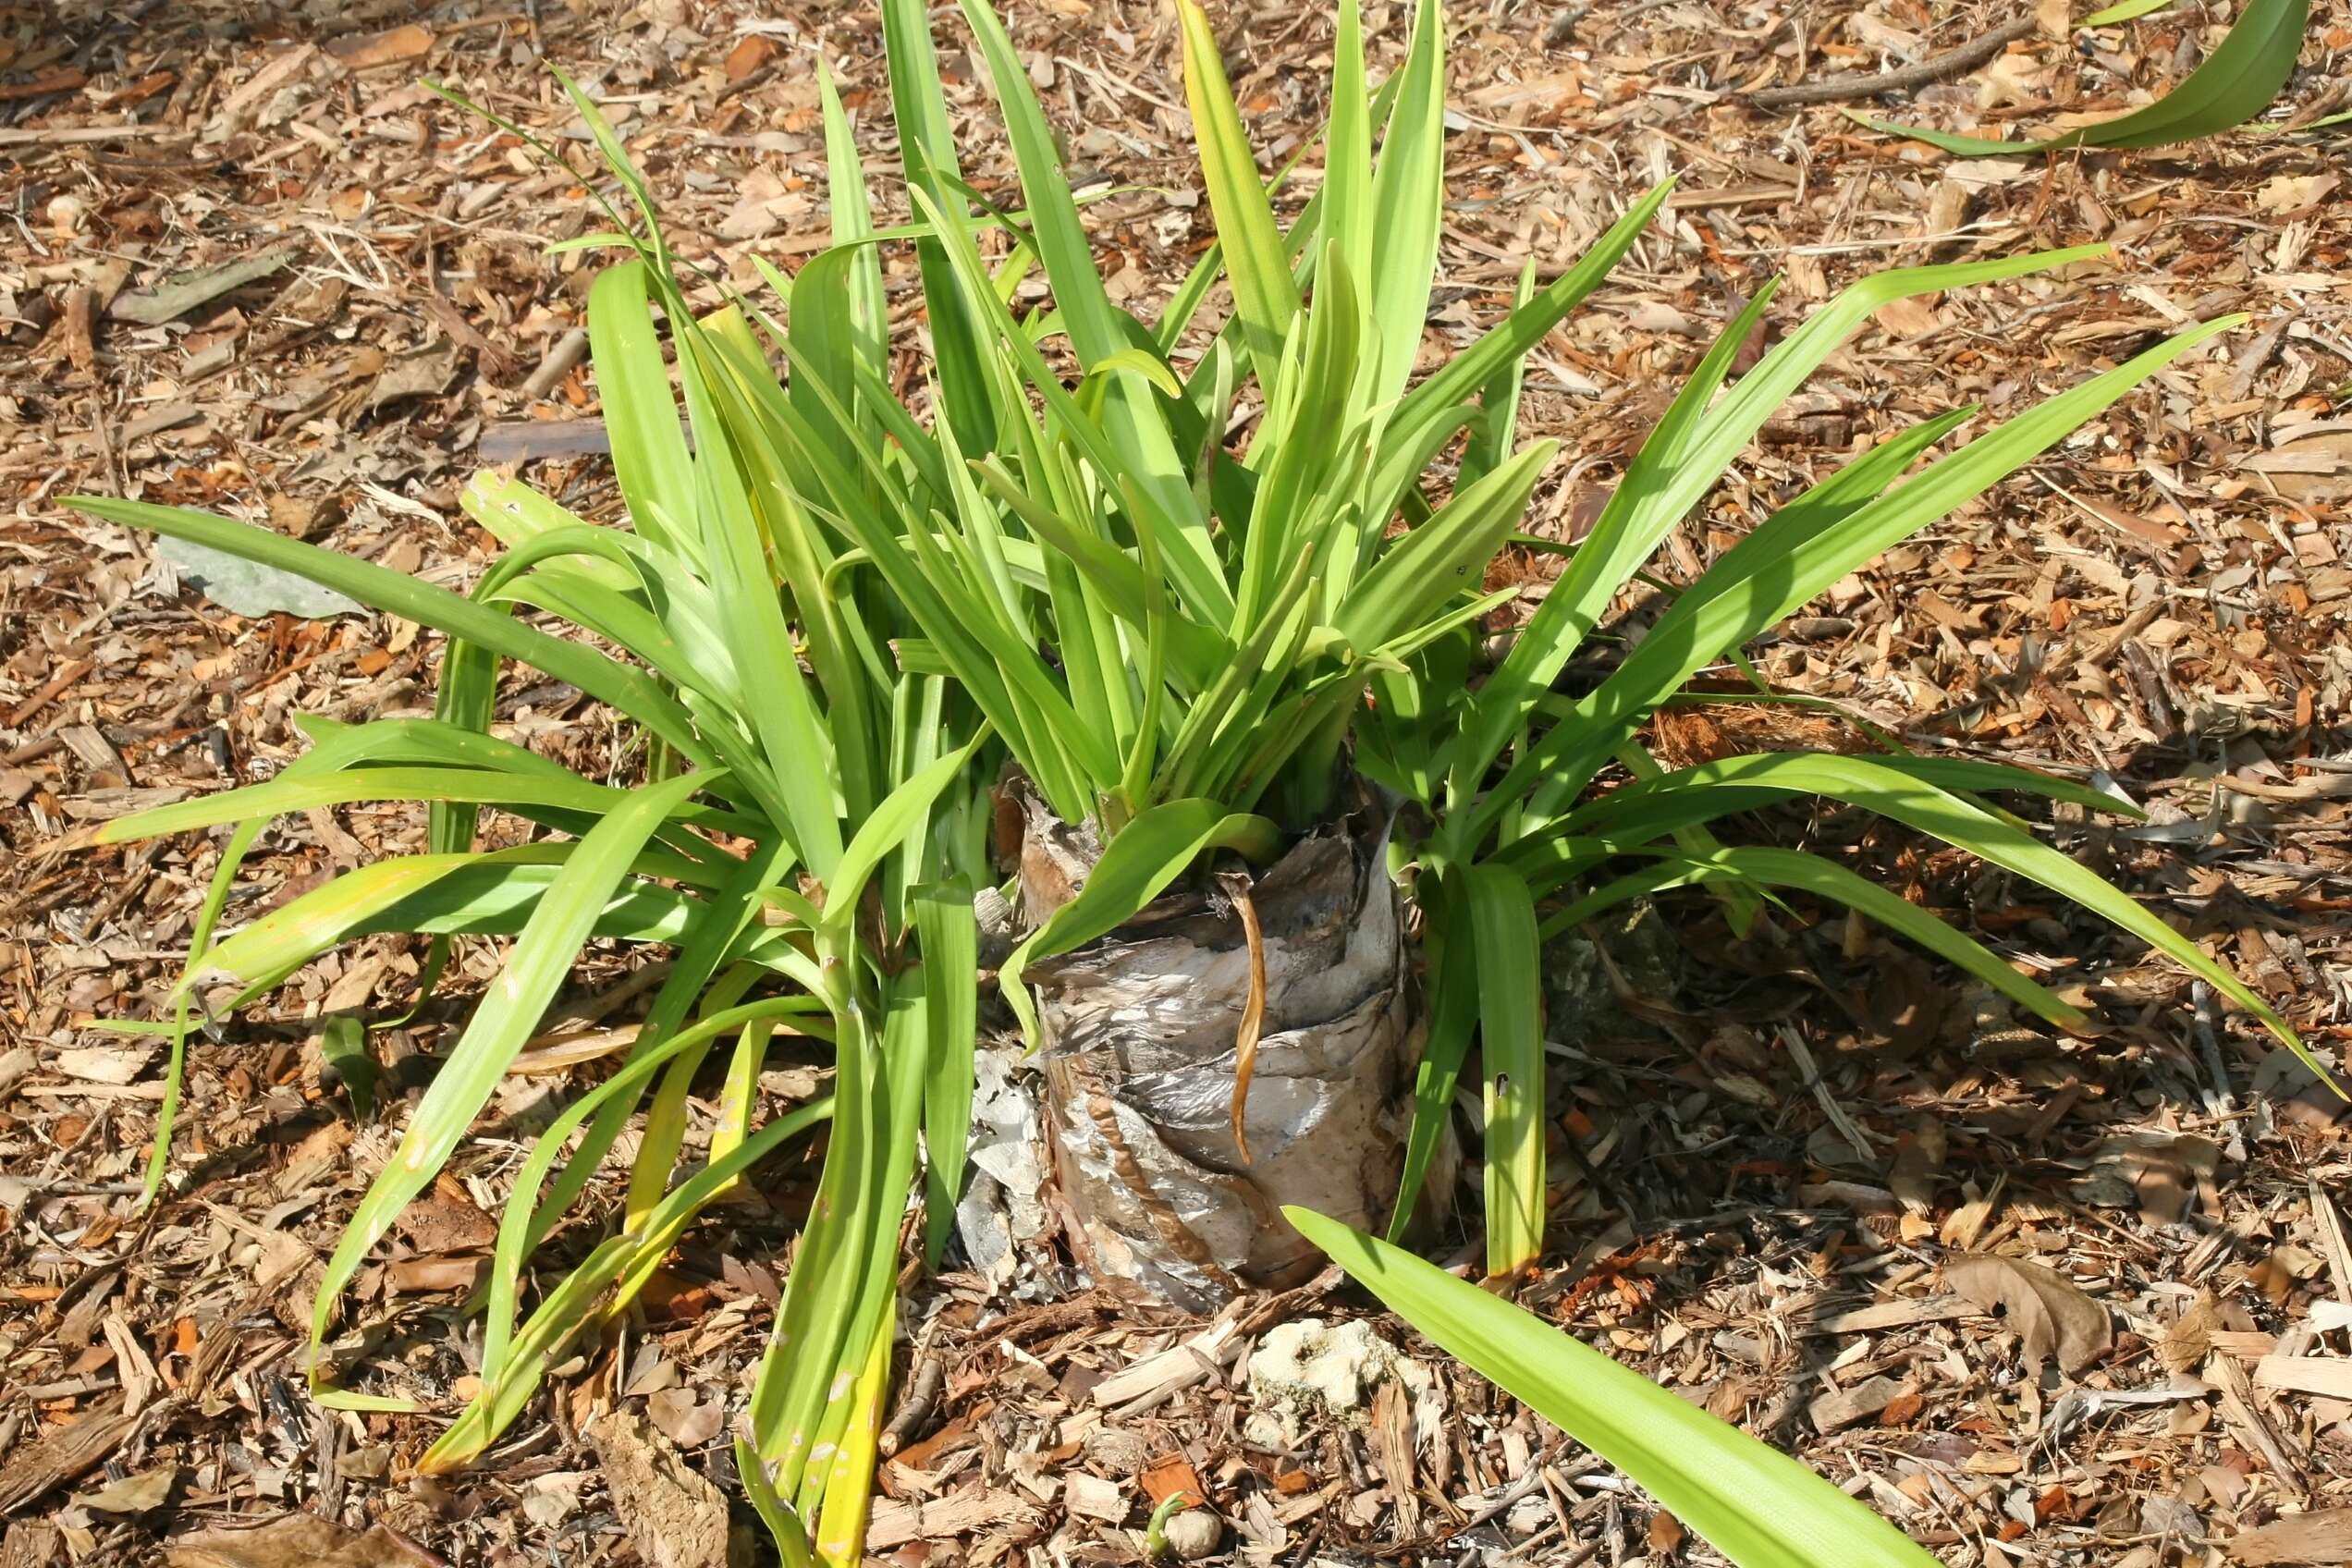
[1014,786,1417,1309]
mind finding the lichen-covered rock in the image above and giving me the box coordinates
[1243,1317,1442,1450]
[1541,896,1679,1045]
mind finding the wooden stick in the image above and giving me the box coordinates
[1750,16,2037,110]
[0,124,182,147]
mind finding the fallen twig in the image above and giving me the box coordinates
[877,1349,947,1457]
[1750,16,2036,109]
[521,325,591,399]
[0,124,184,147]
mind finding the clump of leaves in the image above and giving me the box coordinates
[62,0,2325,1561]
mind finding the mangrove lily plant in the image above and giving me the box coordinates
[64,0,2318,1560]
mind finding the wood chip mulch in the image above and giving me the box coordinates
[3,1,2350,1565]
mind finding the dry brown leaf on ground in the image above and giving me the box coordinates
[2160,1290,2224,1373]
[75,1466,176,1515]
[1945,1254,2114,1377]
[583,1411,731,1568]
[2233,1507,2352,1564]
[2068,1131,2222,1223]
[2252,428,2352,503]
[325,26,433,72]
[163,1511,445,1568]
[646,1385,727,1448]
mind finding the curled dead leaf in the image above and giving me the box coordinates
[164,1511,445,1568]
[584,1411,730,1568]
[1945,1253,2113,1378]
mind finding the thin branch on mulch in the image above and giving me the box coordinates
[1749,15,2037,109]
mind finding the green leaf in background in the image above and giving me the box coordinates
[317,1018,378,1121]
[1854,0,2309,153]
[2246,105,2351,133]
[2078,0,2174,25]
[1289,1209,1947,1568]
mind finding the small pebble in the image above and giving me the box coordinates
[47,193,88,238]
[1159,1506,1224,1561]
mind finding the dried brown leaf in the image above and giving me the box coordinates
[2160,1291,2222,1373]
[326,26,433,71]
[164,1512,440,1568]
[2234,1509,2352,1565]
[584,1411,729,1568]
[1945,1254,2113,1377]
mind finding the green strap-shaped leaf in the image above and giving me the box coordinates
[2079,0,2175,25]
[1336,441,1557,654]
[1541,844,2088,1028]
[305,768,717,1391]
[589,260,697,560]
[918,879,980,1268]
[800,975,933,1539]
[1448,245,2116,825]
[1176,0,1301,386]
[661,294,848,877]
[1854,0,2309,154]
[1459,262,1537,489]
[1511,314,2241,827]
[1396,181,1673,429]
[1289,1209,1946,1567]
[1323,0,1375,331]
[953,0,1231,624]
[815,63,889,411]
[879,0,998,453]
[1569,752,2322,1072]
[67,497,717,771]
[176,845,706,1000]
[90,766,745,848]
[424,1087,833,1468]
[1388,866,1478,1236]
[1465,862,1545,1278]
[1366,0,1448,405]
[820,742,982,939]
[1234,250,1365,636]
[427,992,828,1468]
